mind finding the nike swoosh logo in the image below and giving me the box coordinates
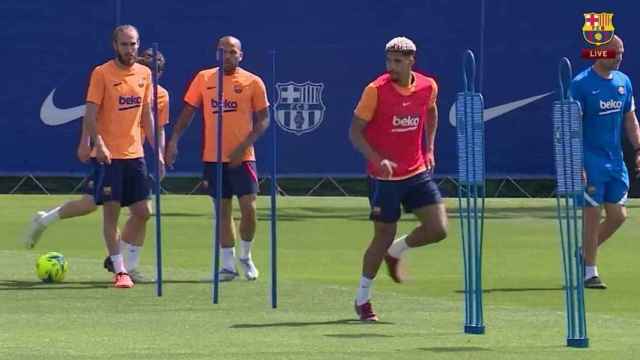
[40,89,86,126]
[592,90,600,94]
[448,92,553,126]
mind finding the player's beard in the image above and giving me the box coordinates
[117,52,137,67]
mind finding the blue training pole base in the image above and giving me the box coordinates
[567,338,589,348]
[464,325,485,335]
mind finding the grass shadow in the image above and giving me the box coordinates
[324,333,393,339]
[419,346,490,353]
[454,287,564,294]
[231,319,394,329]
[0,279,240,291]
[160,204,563,222]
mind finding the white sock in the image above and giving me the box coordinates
[125,243,142,270]
[356,276,373,306]
[40,207,61,226]
[119,240,128,255]
[387,234,409,259]
[585,266,599,280]
[239,240,253,260]
[222,247,236,271]
[111,254,126,274]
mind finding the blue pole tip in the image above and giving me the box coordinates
[464,325,485,335]
[567,338,589,348]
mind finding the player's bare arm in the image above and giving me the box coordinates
[76,121,91,163]
[425,103,438,169]
[141,103,156,150]
[624,109,640,172]
[228,108,270,167]
[349,115,396,178]
[165,104,197,167]
[83,102,110,164]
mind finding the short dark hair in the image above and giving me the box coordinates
[138,48,166,73]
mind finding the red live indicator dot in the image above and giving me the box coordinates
[581,48,617,59]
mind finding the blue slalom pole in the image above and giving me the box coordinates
[270,49,278,309]
[212,47,224,304]
[152,43,163,297]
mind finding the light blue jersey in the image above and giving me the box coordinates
[569,67,636,205]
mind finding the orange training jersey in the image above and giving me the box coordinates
[89,84,168,158]
[86,60,152,159]
[183,67,269,162]
[156,85,170,128]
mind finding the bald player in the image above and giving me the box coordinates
[166,36,270,282]
[24,48,170,284]
[349,37,447,321]
[84,25,164,288]
[570,35,640,289]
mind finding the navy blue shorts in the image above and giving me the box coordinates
[202,161,259,199]
[84,158,100,198]
[94,158,150,207]
[368,171,442,223]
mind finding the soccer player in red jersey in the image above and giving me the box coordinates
[349,37,448,321]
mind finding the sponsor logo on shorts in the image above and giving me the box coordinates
[103,186,112,196]
[372,206,381,215]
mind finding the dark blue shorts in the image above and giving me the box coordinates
[93,158,150,207]
[368,171,442,223]
[84,158,100,198]
[202,161,259,199]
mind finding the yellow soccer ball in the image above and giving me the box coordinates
[36,252,69,283]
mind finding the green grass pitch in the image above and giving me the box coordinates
[1,195,638,359]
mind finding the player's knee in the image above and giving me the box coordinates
[608,211,627,226]
[417,222,447,244]
[131,206,151,222]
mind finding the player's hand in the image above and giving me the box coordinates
[165,140,178,168]
[96,144,111,165]
[377,159,398,179]
[582,169,587,184]
[158,163,166,181]
[158,155,166,180]
[77,144,91,163]
[228,147,244,168]
[425,150,436,171]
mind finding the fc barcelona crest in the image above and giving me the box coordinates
[274,82,326,136]
[582,12,615,46]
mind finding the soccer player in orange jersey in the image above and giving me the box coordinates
[349,37,448,320]
[24,48,170,284]
[166,36,270,282]
[84,25,164,288]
